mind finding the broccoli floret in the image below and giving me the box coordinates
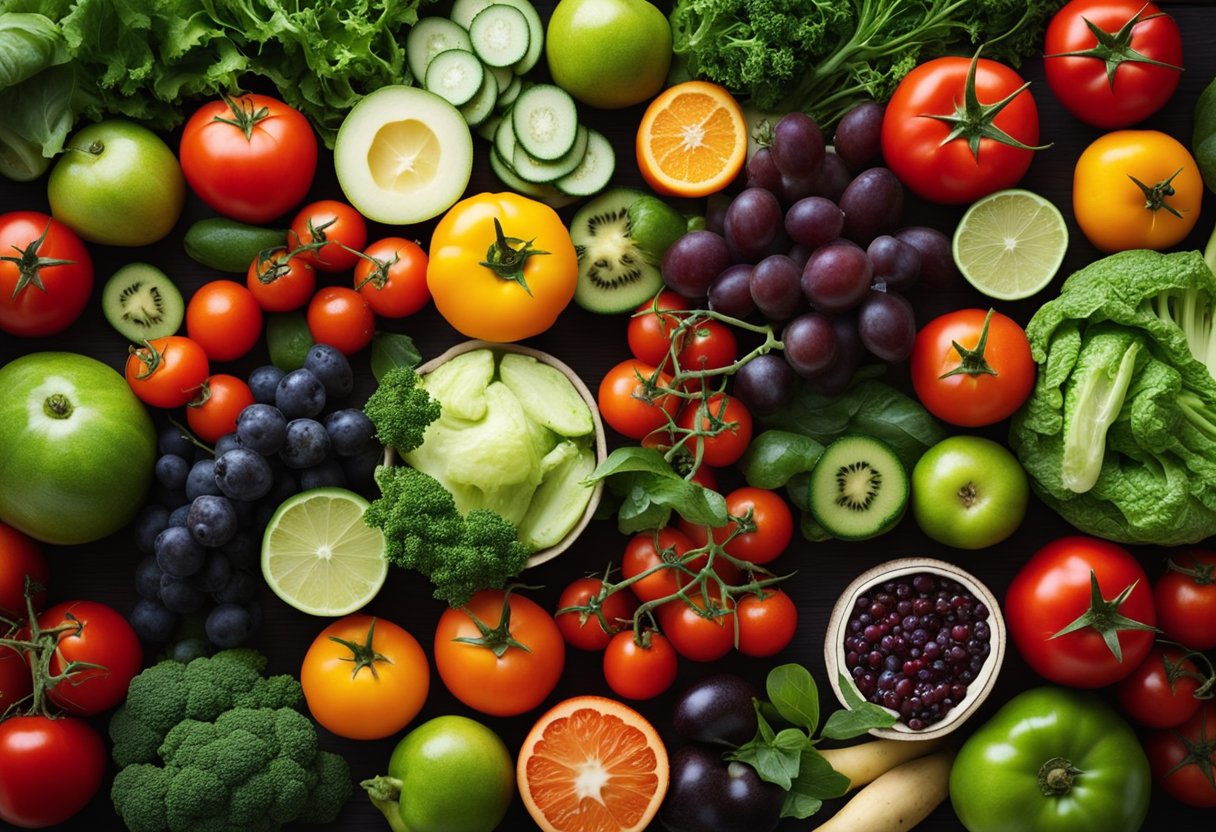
[363,366,441,454]
[365,465,531,606]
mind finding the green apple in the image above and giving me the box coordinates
[545,0,673,110]
[48,120,184,247]
[911,435,1028,550]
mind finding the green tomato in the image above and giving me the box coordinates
[950,687,1150,832]
[385,715,513,832]
[0,352,156,545]
[911,435,1027,549]
[48,120,185,247]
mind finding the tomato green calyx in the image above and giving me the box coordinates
[214,93,272,142]
[328,617,393,682]
[188,379,213,408]
[479,217,548,296]
[1049,570,1158,662]
[1037,756,1082,796]
[1166,556,1216,585]
[940,308,999,379]
[1,219,76,299]
[452,586,535,659]
[1165,716,1216,789]
[1129,167,1186,218]
[42,392,74,420]
[128,339,166,381]
[1158,644,1216,699]
[254,247,294,284]
[353,249,400,292]
[922,49,1050,160]
[1044,6,1183,91]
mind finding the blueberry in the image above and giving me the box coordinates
[160,574,208,614]
[299,458,347,490]
[170,638,211,663]
[280,419,330,469]
[341,445,383,497]
[186,494,238,548]
[129,599,178,644]
[304,344,354,399]
[248,365,286,405]
[214,433,242,457]
[275,368,326,419]
[324,409,376,457]
[155,454,190,491]
[135,556,164,600]
[133,504,171,554]
[157,488,189,510]
[168,503,192,529]
[155,526,206,577]
[214,448,274,501]
[158,425,195,458]
[185,458,222,500]
[192,551,232,594]
[236,404,287,455]
[213,569,258,605]
[206,603,254,648]
[217,530,258,571]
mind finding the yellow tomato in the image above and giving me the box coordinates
[1073,130,1203,253]
[427,192,578,342]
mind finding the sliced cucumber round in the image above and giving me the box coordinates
[511,125,587,183]
[469,4,529,68]
[488,151,579,210]
[425,48,485,107]
[808,435,908,541]
[406,17,473,84]
[495,75,523,111]
[459,67,499,126]
[511,83,578,161]
[555,128,615,197]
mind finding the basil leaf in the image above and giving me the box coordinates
[593,452,729,533]
[586,446,673,480]
[821,672,898,740]
[766,663,819,733]
[781,792,822,820]
[780,749,850,818]
[739,430,824,489]
[727,739,802,791]
[370,332,421,381]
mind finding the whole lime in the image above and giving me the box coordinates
[545,0,672,110]
[48,120,185,247]
[386,715,514,832]
[0,352,156,545]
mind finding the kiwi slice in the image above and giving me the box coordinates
[570,188,663,314]
[808,435,908,541]
[101,263,184,343]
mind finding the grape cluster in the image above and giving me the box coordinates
[659,104,958,411]
[128,344,381,651]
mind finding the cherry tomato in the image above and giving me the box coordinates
[306,286,375,356]
[290,200,367,273]
[179,94,317,223]
[246,248,317,312]
[1006,536,1156,688]
[124,335,210,409]
[1154,550,1216,650]
[187,374,255,444]
[1145,702,1216,807]
[434,589,564,717]
[598,359,680,440]
[677,319,738,384]
[684,487,794,565]
[736,588,798,657]
[910,308,1035,427]
[627,290,687,366]
[300,615,429,740]
[0,716,106,827]
[658,590,735,662]
[675,394,753,468]
[882,54,1042,204]
[1044,0,1183,128]
[0,522,47,619]
[354,237,430,318]
[38,600,142,716]
[621,527,737,603]
[1116,645,1205,728]
[554,577,639,651]
[185,280,263,362]
[0,646,31,714]
[0,211,93,338]
[602,630,678,700]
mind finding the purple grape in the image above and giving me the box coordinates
[733,355,795,416]
[704,194,730,236]
[770,113,825,180]
[746,148,782,191]
[723,188,783,263]
[784,197,845,249]
[895,227,960,290]
[750,254,804,321]
[834,102,885,171]
[787,244,813,271]
[839,167,904,245]
[867,236,921,290]
[858,290,917,362]
[813,315,864,394]
[782,313,838,378]
[777,173,818,208]
[662,231,731,299]
[811,152,851,203]
[708,263,756,318]
[802,244,872,312]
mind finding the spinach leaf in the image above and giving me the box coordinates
[781,749,850,819]
[821,672,898,740]
[766,663,818,734]
[739,430,823,490]
[587,447,728,533]
[370,333,421,381]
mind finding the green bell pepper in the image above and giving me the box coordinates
[949,687,1150,832]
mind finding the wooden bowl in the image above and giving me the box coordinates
[823,557,1007,742]
[383,340,606,570]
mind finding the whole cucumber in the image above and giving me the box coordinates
[184,218,287,273]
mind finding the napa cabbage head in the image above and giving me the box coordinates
[1010,249,1216,545]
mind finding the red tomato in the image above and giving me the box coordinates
[1145,702,1216,807]
[185,280,263,361]
[0,211,93,338]
[677,319,738,388]
[658,590,735,662]
[1154,550,1216,650]
[1005,536,1156,688]
[354,237,430,318]
[1116,645,1205,728]
[246,248,317,312]
[124,335,210,409]
[0,646,31,714]
[675,394,753,468]
[736,589,798,657]
[881,55,1043,204]
[622,527,698,603]
[0,716,106,827]
[39,600,142,716]
[627,290,687,366]
[681,487,794,565]
[602,630,678,700]
[554,577,639,651]
[1045,0,1183,128]
[597,359,680,440]
[306,286,375,355]
[187,374,255,444]
[0,522,47,619]
[910,308,1035,427]
[179,94,317,223]
[290,200,368,273]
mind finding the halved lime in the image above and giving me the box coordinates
[953,189,1068,301]
[262,487,388,616]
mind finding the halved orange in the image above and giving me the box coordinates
[635,81,747,198]
[518,695,669,832]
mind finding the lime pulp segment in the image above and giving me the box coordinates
[953,189,1068,301]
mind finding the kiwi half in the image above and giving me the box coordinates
[808,434,909,541]
[101,263,184,343]
[570,188,663,314]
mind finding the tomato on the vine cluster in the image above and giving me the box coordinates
[603,630,678,701]
[680,487,794,565]
[355,237,430,318]
[676,319,738,388]
[627,290,686,366]
[736,589,798,657]
[658,590,735,662]
[554,577,638,651]
[1145,702,1216,808]
[598,358,680,440]
[39,600,142,716]
[622,527,738,602]
[1154,550,1216,650]
[124,335,210,409]
[0,211,93,338]
[1116,645,1206,728]
[290,200,367,273]
[185,280,263,362]
[307,286,374,355]
[675,393,753,468]
[187,374,255,444]
[246,249,317,312]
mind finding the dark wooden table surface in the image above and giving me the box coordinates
[2,2,1215,830]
